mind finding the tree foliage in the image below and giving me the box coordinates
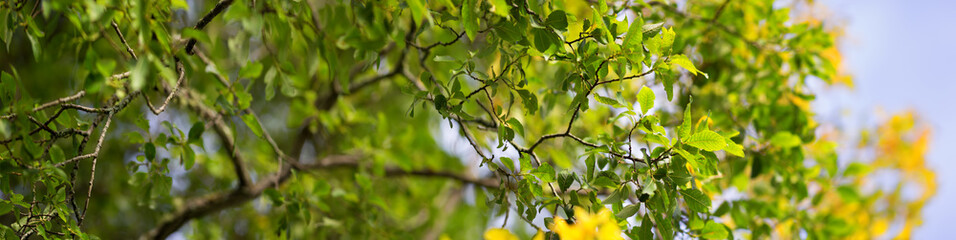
[0,0,935,239]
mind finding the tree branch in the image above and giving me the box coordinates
[139,154,497,240]
[0,91,85,120]
[77,110,114,227]
[177,88,253,188]
[143,58,185,115]
[185,0,236,54]
[51,92,137,168]
[111,20,137,60]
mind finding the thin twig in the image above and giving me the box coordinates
[185,0,236,54]
[77,110,114,227]
[0,91,86,120]
[111,20,137,60]
[143,59,185,115]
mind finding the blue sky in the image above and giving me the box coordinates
[817,0,956,238]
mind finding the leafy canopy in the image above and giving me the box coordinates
[0,0,934,239]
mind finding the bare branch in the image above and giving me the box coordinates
[111,20,137,60]
[454,118,490,160]
[185,0,236,54]
[0,91,85,120]
[143,59,186,115]
[594,68,656,86]
[111,71,131,80]
[77,111,115,227]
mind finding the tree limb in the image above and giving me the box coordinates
[177,88,253,188]
[143,58,185,115]
[139,154,498,240]
[0,91,85,120]
[111,20,137,60]
[185,0,236,54]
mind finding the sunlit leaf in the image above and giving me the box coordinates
[684,130,726,151]
[637,86,654,115]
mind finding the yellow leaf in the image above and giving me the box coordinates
[171,0,188,10]
[483,228,518,240]
[549,207,622,240]
[532,230,545,240]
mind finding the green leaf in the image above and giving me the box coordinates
[595,95,622,107]
[0,201,12,216]
[462,0,479,41]
[183,146,196,169]
[724,137,744,157]
[680,188,711,213]
[837,185,860,201]
[96,59,117,78]
[653,211,673,239]
[670,54,708,78]
[558,171,575,192]
[530,163,556,183]
[660,27,676,50]
[433,94,447,111]
[264,188,284,205]
[616,204,640,219]
[188,122,205,144]
[27,33,40,62]
[638,214,654,240]
[49,145,65,164]
[240,62,264,79]
[641,176,657,196]
[407,0,429,25]
[604,185,629,204]
[489,0,511,17]
[150,21,172,54]
[182,28,211,45]
[171,0,189,10]
[144,142,156,161]
[598,0,608,13]
[516,89,539,115]
[770,131,802,148]
[644,133,671,147]
[241,114,264,138]
[637,86,654,115]
[700,221,729,239]
[500,157,516,173]
[663,75,675,101]
[843,163,871,177]
[433,55,457,62]
[679,98,693,140]
[623,15,644,49]
[519,155,533,174]
[545,10,568,31]
[264,67,277,100]
[130,60,150,91]
[645,35,661,56]
[235,90,253,110]
[642,22,664,34]
[684,130,726,151]
[493,21,523,42]
[506,118,524,137]
[532,28,561,54]
[669,157,692,186]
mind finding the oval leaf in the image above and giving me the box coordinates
[684,130,726,151]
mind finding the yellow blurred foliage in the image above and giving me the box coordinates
[810,112,935,239]
[549,207,623,240]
